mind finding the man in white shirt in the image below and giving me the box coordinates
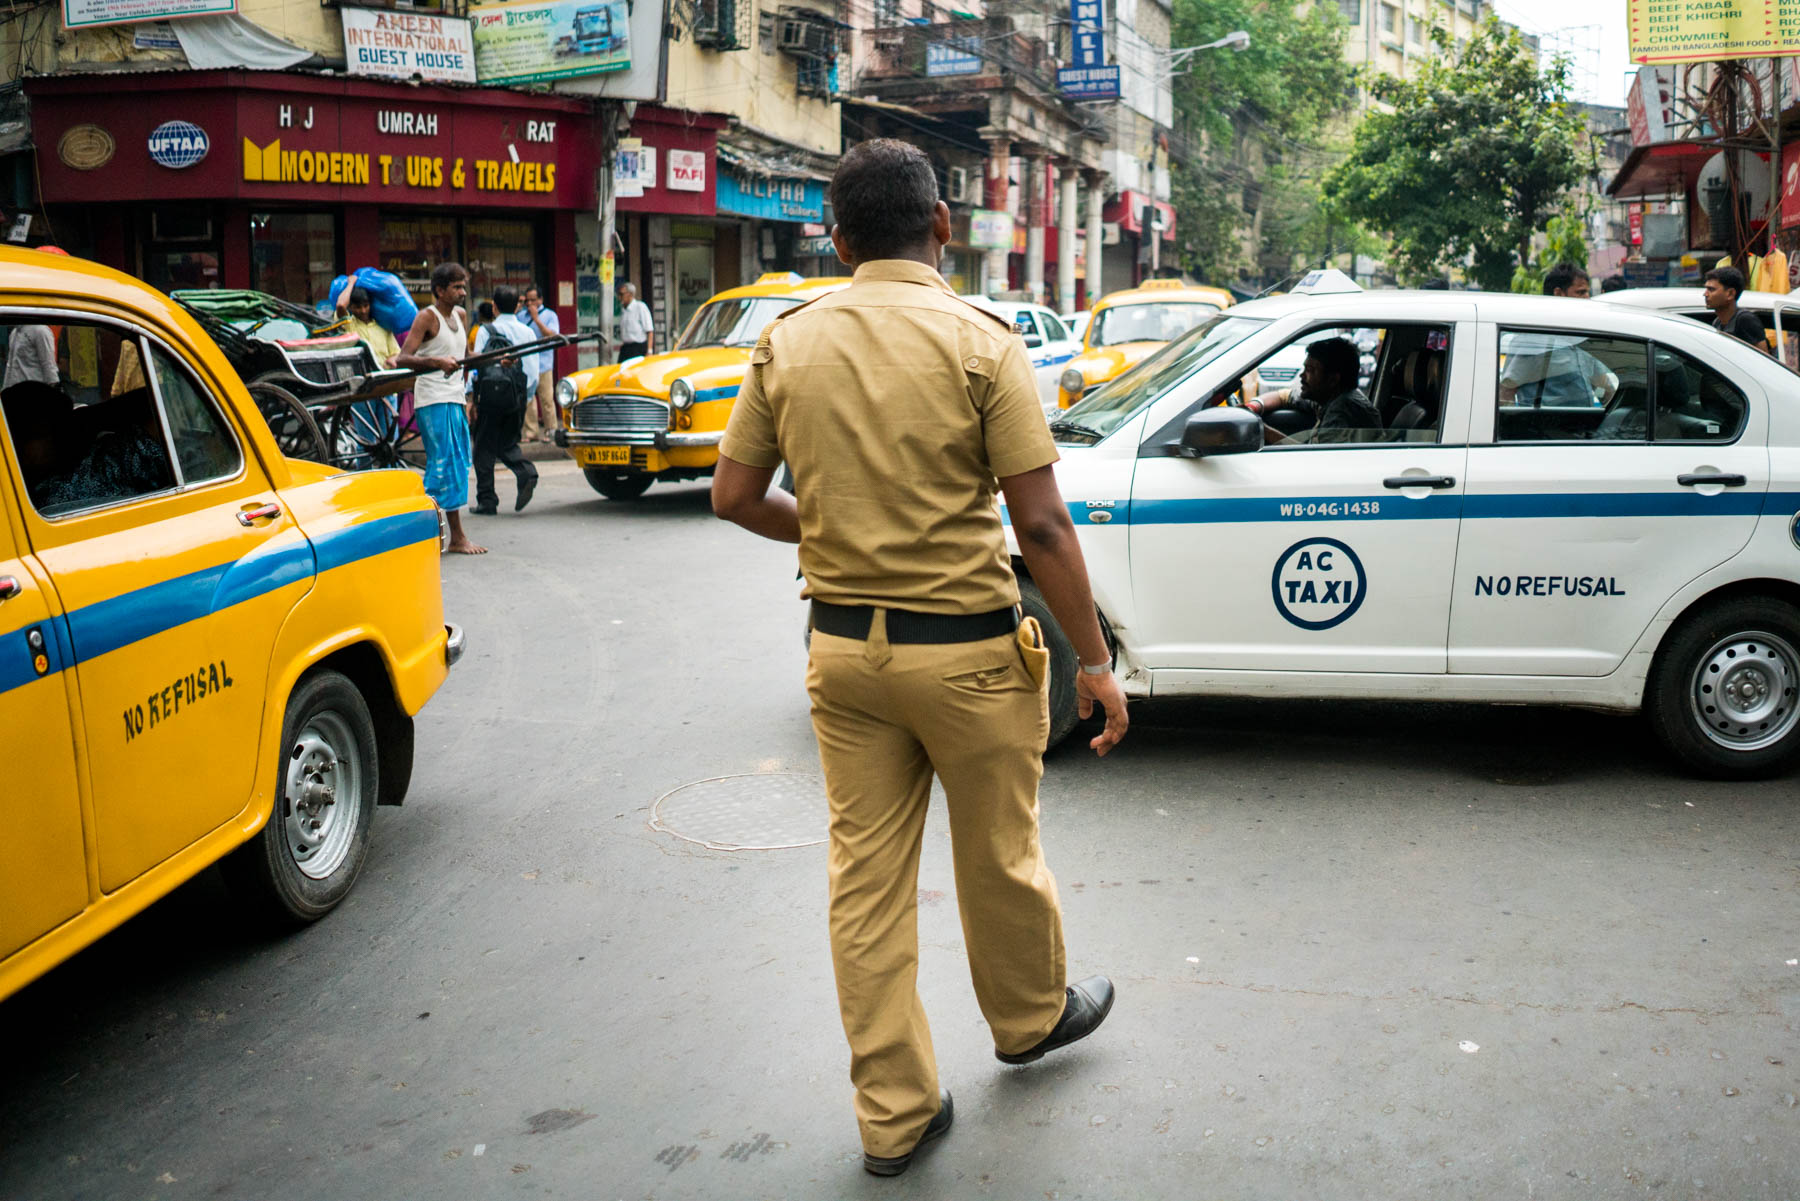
[617,282,653,361]
[3,324,59,392]
[518,284,561,443]
[466,285,540,516]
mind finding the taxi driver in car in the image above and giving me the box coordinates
[1243,336,1382,443]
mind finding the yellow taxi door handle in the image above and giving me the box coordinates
[0,575,19,601]
[237,502,282,526]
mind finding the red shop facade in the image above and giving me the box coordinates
[26,70,602,372]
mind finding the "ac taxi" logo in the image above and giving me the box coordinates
[1271,537,1367,630]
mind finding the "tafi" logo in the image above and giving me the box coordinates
[1270,537,1366,630]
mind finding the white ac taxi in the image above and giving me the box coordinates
[1017,270,1800,778]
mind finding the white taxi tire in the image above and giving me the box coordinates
[223,669,379,926]
[1018,577,1081,750]
[1646,595,1800,780]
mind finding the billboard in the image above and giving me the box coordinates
[62,0,233,30]
[470,0,631,85]
[1629,0,1800,63]
[343,10,476,85]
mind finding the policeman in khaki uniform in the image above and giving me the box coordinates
[713,139,1129,1177]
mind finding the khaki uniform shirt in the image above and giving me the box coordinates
[720,259,1058,615]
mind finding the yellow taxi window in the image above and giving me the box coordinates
[0,318,177,518]
[678,297,800,350]
[148,344,242,484]
[1092,302,1219,347]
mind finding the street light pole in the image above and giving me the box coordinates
[1162,29,1250,78]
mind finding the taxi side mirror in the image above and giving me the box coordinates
[1022,333,1044,348]
[1175,407,1263,458]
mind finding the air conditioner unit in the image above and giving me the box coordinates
[777,16,833,57]
[947,166,970,204]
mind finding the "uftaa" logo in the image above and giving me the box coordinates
[1271,537,1367,630]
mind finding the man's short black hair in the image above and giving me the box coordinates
[1600,274,1627,293]
[1706,266,1747,299]
[493,285,519,314]
[1305,336,1360,387]
[1542,262,1589,295]
[431,261,468,295]
[349,286,371,306]
[829,138,938,260]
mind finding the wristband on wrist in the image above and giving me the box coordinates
[1079,660,1110,675]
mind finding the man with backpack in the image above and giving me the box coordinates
[467,285,540,515]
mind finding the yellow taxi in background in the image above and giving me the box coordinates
[555,272,851,500]
[1056,279,1234,408]
[0,247,460,1003]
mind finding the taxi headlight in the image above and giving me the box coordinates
[1060,368,1086,395]
[555,378,577,412]
[670,378,696,410]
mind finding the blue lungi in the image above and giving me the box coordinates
[416,401,471,513]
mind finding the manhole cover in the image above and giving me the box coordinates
[650,773,827,851]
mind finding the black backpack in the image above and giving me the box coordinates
[472,322,529,412]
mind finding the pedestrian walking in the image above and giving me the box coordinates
[396,261,484,555]
[616,282,652,362]
[711,138,1129,1178]
[466,285,539,516]
[518,284,561,442]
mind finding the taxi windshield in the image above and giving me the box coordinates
[1091,301,1220,347]
[678,297,801,350]
[1054,315,1268,444]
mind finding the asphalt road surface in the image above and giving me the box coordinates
[4,461,1798,1200]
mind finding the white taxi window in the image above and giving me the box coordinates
[1039,312,1070,342]
[147,344,242,484]
[0,318,177,518]
[1496,331,1641,441]
[1245,324,1446,447]
[1014,311,1040,339]
[1496,332,1744,444]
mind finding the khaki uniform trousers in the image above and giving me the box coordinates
[806,613,1067,1157]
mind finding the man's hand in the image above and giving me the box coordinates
[1076,668,1129,756]
[435,355,461,374]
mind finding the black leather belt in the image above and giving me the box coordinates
[811,601,1019,644]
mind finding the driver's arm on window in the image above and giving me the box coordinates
[1244,388,1294,415]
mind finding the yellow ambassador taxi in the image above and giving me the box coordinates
[1055,279,1235,408]
[554,272,850,499]
[0,248,461,1003]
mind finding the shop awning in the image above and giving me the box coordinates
[1608,140,1717,200]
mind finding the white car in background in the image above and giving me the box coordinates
[1012,274,1800,779]
[960,296,1084,410]
[1061,310,1093,345]
[1602,287,1800,364]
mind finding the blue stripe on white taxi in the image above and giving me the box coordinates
[1010,268,1800,778]
[959,295,1084,412]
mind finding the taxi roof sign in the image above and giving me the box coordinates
[754,271,805,286]
[1289,268,1363,296]
[1137,279,1191,290]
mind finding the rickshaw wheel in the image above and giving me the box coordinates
[247,378,331,463]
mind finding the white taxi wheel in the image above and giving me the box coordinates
[1647,596,1800,780]
[583,468,653,501]
[223,669,378,925]
[1018,577,1081,750]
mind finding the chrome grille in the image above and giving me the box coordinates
[1259,366,1300,384]
[572,395,669,440]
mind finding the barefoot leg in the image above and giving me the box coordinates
[444,509,487,555]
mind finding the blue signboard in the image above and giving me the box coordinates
[717,170,827,222]
[926,36,982,76]
[1070,0,1104,67]
[1059,64,1120,99]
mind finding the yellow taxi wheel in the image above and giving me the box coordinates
[1017,577,1081,751]
[583,468,654,501]
[222,669,379,926]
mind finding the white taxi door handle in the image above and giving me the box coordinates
[1676,473,1747,488]
[237,501,283,526]
[1382,475,1456,490]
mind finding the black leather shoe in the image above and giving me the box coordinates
[862,1089,953,1177]
[995,976,1115,1065]
[469,504,498,516]
[514,476,536,512]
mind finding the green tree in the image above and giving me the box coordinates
[1322,18,1588,290]
[1509,210,1591,293]
[1166,0,1355,285]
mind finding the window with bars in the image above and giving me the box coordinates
[691,0,752,50]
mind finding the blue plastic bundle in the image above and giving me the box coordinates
[321,268,419,337]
